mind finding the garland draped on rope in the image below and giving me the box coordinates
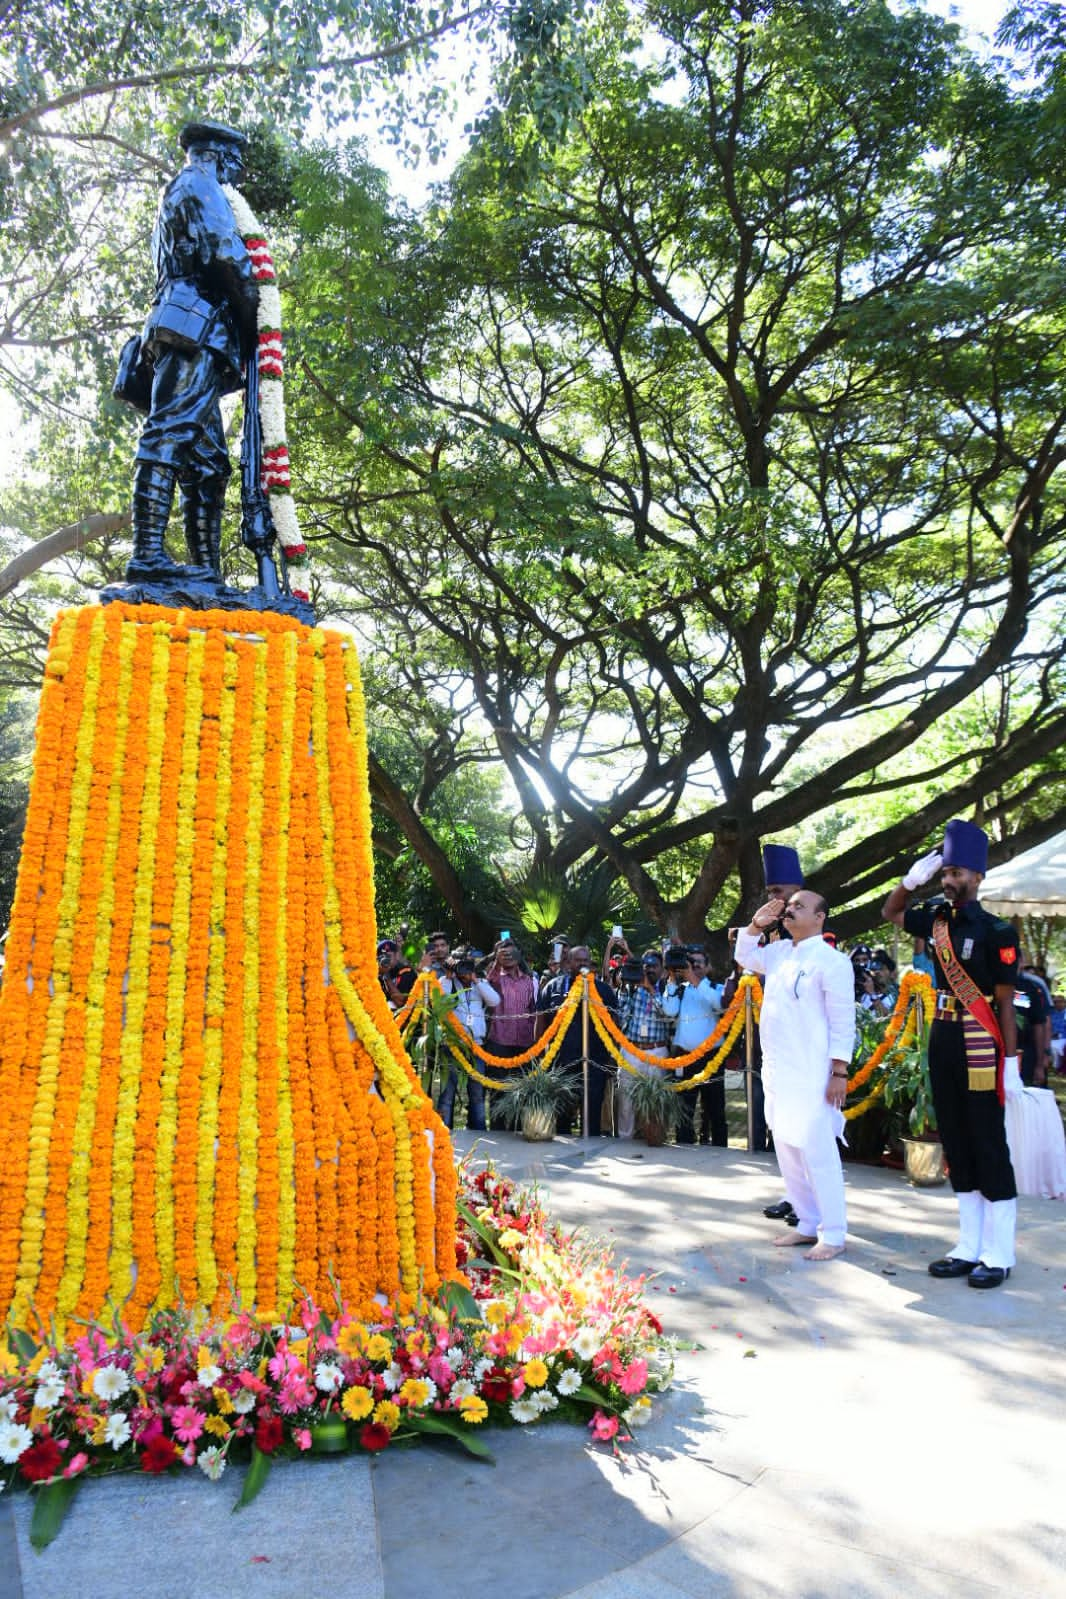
[0,603,458,1338]
[399,971,935,1110]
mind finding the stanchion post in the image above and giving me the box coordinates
[581,969,591,1139]
[744,981,755,1153]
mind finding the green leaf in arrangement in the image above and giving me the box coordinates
[437,1280,484,1323]
[233,1446,273,1512]
[30,1478,80,1551]
[407,1412,496,1462]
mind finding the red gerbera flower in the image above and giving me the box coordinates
[254,1414,285,1455]
[480,1371,511,1405]
[140,1434,180,1474]
[358,1423,391,1453]
[19,1435,63,1483]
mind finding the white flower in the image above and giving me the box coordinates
[197,1364,222,1388]
[104,1413,131,1451]
[556,1368,582,1396]
[509,1398,540,1424]
[446,1346,467,1371]
[624,1398,653,1428]
[36,1361,61,1384]
[34,1376,65,1410]
[473,1358,494,1382]
[0,1422,33,1464]
[571,1329,599,1362]
[382,1363,404,1392]
[0,1395,18,1422]
[232,1389,256,1415]
[314,1361,344,1394]
[197,1445,226,1481]
[531,1390,558,1414]
[93,1365,130,1402]
[450,1379,476,1402]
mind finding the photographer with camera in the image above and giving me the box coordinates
[614,950,672,1138]
[436,957,501,1131]
[537,945,619,1137]
[661,947,727,1146]
[377,938,415,1008]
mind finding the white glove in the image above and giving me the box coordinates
[902,849,943,891]
[1003,1055,1024,1101]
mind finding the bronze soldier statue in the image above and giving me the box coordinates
[129,120,259,585]
[109,120,311,620]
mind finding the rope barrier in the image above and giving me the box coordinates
[386,967,936,1118]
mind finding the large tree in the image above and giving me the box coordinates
[290,0,1066,941]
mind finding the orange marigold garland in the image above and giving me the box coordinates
[0,602,458,1335]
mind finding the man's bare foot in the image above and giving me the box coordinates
[804,1243,845,1261]
[774,1232,817,1246]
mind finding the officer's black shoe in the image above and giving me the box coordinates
[928,1257,978,1278]
[968,1262,1010,1290]
[763,1199,795,1220]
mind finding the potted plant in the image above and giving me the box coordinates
[497,1067,579,1141]
[625,1066,681,1147]
[882,1035,944,1186]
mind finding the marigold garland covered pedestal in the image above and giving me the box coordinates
[0,601,457,1334]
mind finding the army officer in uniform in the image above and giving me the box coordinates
[883,819,1022,1289]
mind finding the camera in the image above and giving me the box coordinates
[619,958,644,985]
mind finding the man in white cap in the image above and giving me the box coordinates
[736,889,855,1261]
[883,820,1022,1289]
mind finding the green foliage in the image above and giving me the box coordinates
[495,1065,579,1124]
[878,1018,937,1138]
[283,0,1066,943]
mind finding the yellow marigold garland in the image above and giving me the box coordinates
[847,972,935,1092]
[0,602,458,1335]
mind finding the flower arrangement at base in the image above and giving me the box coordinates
[0,1160,672,1548]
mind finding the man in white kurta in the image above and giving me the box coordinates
[736,891,856,1261]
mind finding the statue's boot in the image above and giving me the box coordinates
[126,463,185,582]
[181,476,226,584]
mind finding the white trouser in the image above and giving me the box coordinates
[774,1111,847,1246]
[616,1047,668,1138]
[951,1190,1016,1269]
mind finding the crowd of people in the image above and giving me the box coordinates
[377,927,750,1141]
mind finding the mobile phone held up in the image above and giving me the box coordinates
[499,930,510,941]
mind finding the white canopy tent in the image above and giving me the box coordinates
[979,828,1066,917]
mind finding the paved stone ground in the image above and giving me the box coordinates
[2,1134,1064,1598]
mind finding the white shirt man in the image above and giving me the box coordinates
[735,890,855,1261]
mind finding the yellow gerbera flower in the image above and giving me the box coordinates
[341,1385,374,1421]
[523,1358,549,1389]
[373,1400,401,1432]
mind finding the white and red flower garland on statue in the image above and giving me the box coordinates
[223,185,311,602]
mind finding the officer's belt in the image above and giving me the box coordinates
[935,992,993,1020]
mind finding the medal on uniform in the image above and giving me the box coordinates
[962,938,973,958]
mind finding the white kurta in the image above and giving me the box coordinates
[735,929,856,1145]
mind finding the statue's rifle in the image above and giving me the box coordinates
[240,349,288,600]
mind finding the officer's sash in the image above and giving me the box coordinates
[931,917,1005,1103]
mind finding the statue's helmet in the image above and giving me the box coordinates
[179,120,248,157]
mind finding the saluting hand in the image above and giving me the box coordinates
[902,850,943,891]
[751,898,785,930]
